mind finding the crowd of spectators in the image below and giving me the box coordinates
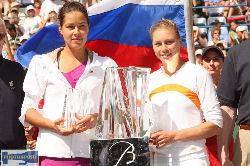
[0,0,95,58]
[193,2,250,165]
[193,0,249,64]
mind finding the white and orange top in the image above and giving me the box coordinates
[148,62,222,161]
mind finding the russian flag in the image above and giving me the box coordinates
[15,0,193,71]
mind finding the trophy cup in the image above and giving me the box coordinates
[90,67,151,166]
[62,88,92,128]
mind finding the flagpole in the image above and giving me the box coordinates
[0,12,13,61]
[184,0,195,63]
[189,0,195,64]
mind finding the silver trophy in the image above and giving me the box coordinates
[62,88,93,128]
[95,66,151,139]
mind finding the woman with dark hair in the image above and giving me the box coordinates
[228,20,240,47]
[19,2,117,166]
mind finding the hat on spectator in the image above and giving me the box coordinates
[193,26,199,31]
[195,49,203,56]
[26,5,35,14]
[215,41,226,48]
[20,35,29,43]
[202,46,224,60]
[11,7,19,12]
[10,1,22,9]
[236,26,247,32]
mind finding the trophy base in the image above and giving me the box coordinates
[90,137,150,166]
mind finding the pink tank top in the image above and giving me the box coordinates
[57,51,87,88]
[62,60,87,88]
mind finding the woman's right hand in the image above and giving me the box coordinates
[53,118,75,136]
[150,130,176,148]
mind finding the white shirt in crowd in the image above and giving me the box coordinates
[40,0,64,20]
[24,16,41,35]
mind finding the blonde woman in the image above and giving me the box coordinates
[148,19,223,165]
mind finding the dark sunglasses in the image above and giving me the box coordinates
[203,56,222,63]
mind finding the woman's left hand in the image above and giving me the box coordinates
[150,130,176,148]
[74,113,98,133]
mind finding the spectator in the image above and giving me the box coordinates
[6,23,20,45]
[10,42,20,56]
[201,46,234,166]
[3,15,10,27]
[195,48,203,65]
[23,5,42,37]
[8,1,26,21]
[208,20,229,43]
[41,10,58,26]
[8,7,20,18]
[220,0,231,17]
[9,15,24,36]
[84,0,92,7]
[204,0,224,17]
[201,46,224,88]
[208,28,228,47]
[215,41,227,57]
[19,34,29,45]
[193,0,197,6]
[236,25,249,43]
[245,6,250,23]
[204,0,213,17]
[193,26,207,48]
[228,20,240,47]
[40,0,63,25]
[228,0,248,18]
[192,0,205,18]
[217,38,250,166]
[0,18,27,153]
[34,0,42,16]
[0,17,9,60]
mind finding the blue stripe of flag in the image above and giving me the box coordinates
[87,4,186,47]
